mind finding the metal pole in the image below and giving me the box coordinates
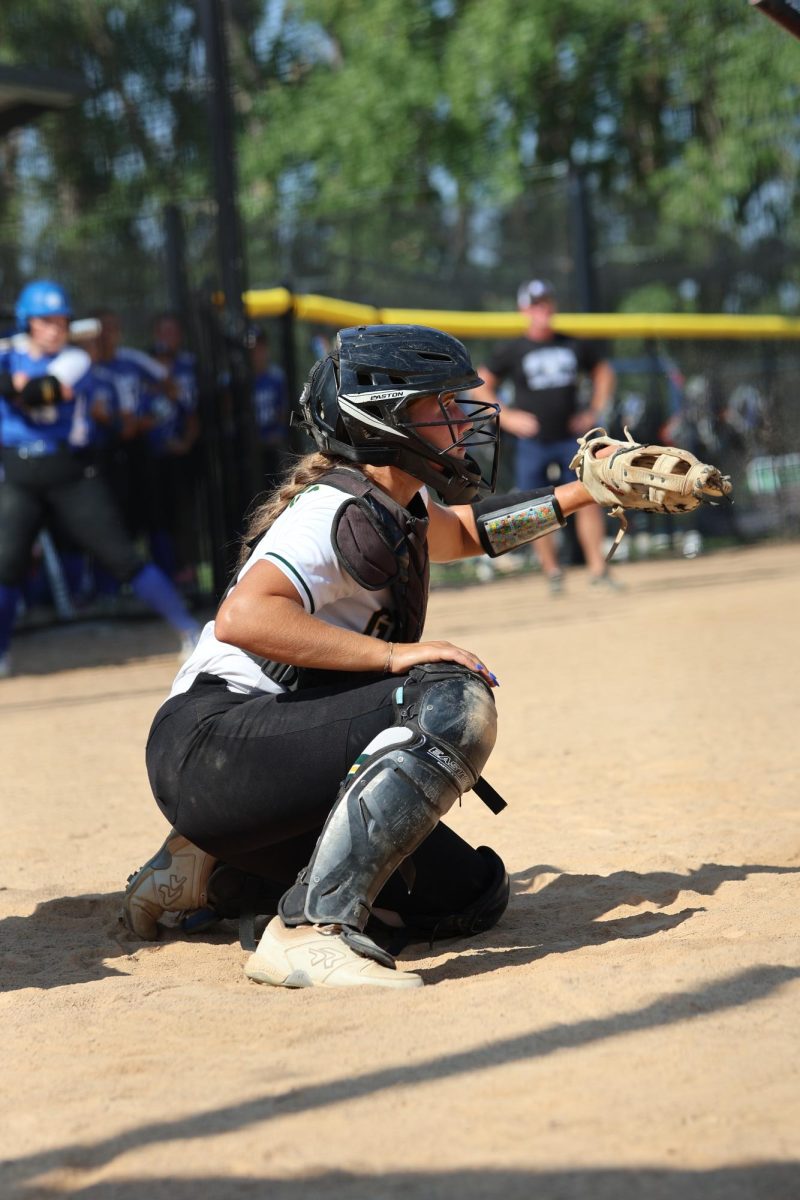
[278,279,299,444]
[197,0,247,320]
[567,164,598,312]
[194,294,235,597]
[163,203,191,320]
[197,0,262,520]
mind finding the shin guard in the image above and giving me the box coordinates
[303,664,497,930]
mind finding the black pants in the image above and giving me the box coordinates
[0,449,142,585]
[145,673,492,920]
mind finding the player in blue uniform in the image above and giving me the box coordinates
[249,326,289,493]
[141,313,201,581]
[0,280,200,678]
[92,308,175,541]
[150,312,199,426]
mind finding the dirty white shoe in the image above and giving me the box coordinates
[589,568,625,592]
[547,570,565,595]
[244,916,423,990]
[122,829,217,940]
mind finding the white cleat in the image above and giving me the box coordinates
[244,916,423,990]
[122,829,217,940]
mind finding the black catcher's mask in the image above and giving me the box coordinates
[295,324,499,504]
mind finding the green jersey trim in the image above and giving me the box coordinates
[264,552,315,613]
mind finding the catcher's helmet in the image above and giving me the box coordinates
[15,280,72,330]
[297,325,499,503]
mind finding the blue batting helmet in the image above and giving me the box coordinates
[15,280,73,330]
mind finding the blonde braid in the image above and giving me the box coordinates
[237,452,351,567]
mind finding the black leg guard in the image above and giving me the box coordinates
[367,846,510,954]
[300,664,498,931]
[206,863,285,920]
[203,864,288,949]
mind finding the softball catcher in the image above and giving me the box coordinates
[123,324,730,989]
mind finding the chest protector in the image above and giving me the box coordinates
[244,466,430,692]
[326,466,429,644]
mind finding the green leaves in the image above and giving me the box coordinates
[1,0,798,315]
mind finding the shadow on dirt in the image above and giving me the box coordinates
[3,862,796,994]
[4,1164,800,1200]
[418,860,800,984]
[2,964,799,1195]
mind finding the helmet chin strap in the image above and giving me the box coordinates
[303,415,489,503]
[394,447,485,505]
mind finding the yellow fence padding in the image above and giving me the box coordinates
[242,288,800,340]
[241,287,293,317]
[378,309,528,338]
[293,294,380,326]
[550,313,800,340]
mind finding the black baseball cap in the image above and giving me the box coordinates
[516,279,556,308]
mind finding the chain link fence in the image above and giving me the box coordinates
[2,124,799,626]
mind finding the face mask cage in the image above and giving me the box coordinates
[395,391,500,495]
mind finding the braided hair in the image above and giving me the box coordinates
[237,451,350,568]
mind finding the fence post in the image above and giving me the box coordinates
[278,280,299,445]
[567,164,598,312]
[163,203,191,321]
[197,0,261,524]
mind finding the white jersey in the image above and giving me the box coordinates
[170,483,409,697]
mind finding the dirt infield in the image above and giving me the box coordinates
[3,542,800,1200]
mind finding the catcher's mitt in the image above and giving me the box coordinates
[569,427,732,558]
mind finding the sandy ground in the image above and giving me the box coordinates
[2,541,800,1200]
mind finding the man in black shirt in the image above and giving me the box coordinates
[477,279,616,590]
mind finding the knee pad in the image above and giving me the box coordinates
[302,665,498,931]
[394,663,498,793]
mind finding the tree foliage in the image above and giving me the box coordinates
[0,0,213,321]
[1,0,798,318]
